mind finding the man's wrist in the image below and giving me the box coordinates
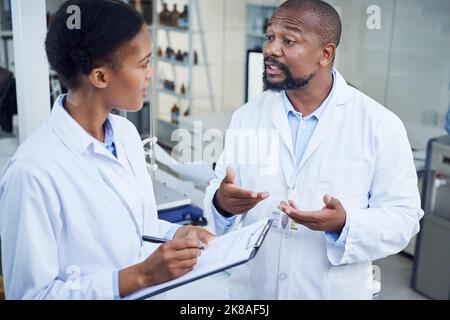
[213,190,234,218]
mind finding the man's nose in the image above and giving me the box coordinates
[263,39,283,57]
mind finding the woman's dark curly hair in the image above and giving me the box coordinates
[45,0,145,89]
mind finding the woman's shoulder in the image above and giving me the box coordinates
[109,114,142,144]
[8,123,64,174]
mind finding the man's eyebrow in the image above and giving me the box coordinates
[285,24,305,34]
[266,20,305,34]
[139,52,152,63]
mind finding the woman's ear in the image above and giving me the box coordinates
[88,67,109,89]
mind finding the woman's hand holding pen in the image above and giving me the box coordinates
[173,225,215,249]
[119,238,204,297]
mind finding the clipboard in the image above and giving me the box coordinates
[128,218,273,300]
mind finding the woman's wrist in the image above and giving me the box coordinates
[119,262,154,297]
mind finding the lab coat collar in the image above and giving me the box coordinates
[283,69,336,121]
[298,69,347,168]
[48,94,118,157]
[269,69,348,167]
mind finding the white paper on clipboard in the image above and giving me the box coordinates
[127,218,272,300]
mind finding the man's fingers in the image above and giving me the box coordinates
[224,184,258,198]
[228,197,266,206]
[223,167,236,184]
[289,209,321,222]
[278,204,321,223]
[257,192,270,200]
[288,200,298,209]
[323,194,341,209]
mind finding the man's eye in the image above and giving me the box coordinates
[285,39,296,45]
[266,35,274,41]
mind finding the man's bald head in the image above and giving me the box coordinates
[275,0,342,47]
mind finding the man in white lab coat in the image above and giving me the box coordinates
[204,0,423,299]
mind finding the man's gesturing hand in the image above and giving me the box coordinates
[215,167,270,215]
[278,195,346,233]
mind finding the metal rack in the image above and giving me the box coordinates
[150,0,215,149]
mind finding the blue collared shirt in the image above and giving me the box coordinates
[283,86,329,166]
[213,70,349,246]
[103,119,117,158]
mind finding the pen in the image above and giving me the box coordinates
[142,235,206,250]
[142,235,170,244]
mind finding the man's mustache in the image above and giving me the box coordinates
[263,56,290,74]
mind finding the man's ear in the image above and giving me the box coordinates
[88,67,109,89]
[319,43,337,67]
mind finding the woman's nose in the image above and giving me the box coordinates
[146,65,153,79]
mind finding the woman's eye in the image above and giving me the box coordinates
[143,58,152,68]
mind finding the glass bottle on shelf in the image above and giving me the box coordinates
[159,3,169,25]
[170,4,180,27]
[194,51,199,65]
[157,47,163,57]
[178,5,189,29]
[180,84,186,96]
[171,104,180,124]
[176,50,184,62]
[165,46,174,59]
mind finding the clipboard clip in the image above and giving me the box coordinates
[253,219,273,249]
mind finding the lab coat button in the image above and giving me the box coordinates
[279,273,287,281]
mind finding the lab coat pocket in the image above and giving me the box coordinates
[319,160,371,206]
[326,262,373,300]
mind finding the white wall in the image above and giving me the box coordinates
[36,0,450,138]
[212,0,450,137]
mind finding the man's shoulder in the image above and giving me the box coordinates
[231,91,280,120]
[347,85,403,126]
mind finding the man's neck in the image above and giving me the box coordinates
[64,90,111,143]
[285,70,334,117]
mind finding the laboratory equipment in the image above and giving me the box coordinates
[412,135,450,300]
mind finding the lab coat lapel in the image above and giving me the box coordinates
[268,92,297,189]
[269,92,295,162]
[298,73,348,168]
[90,144,143,239]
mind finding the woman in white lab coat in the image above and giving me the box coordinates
[0,0,213,300]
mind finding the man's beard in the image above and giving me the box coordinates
[263,57,315,91]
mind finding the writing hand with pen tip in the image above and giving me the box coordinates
[119,226,214,298]
[214,167,270,216]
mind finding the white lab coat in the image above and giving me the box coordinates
[204,70,423,300]
[0,96,175,299]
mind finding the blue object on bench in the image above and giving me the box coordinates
[158,204,207,226]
